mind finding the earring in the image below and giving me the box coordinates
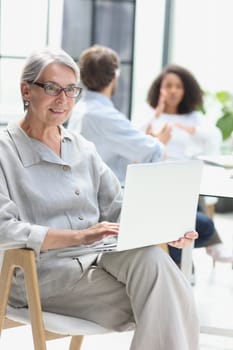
[24,100,30,111]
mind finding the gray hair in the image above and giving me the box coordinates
[21,48,79,110]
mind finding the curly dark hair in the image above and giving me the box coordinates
[147,65,203,114]
[79,45,120,92]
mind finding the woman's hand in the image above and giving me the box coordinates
[168,230,198,249]
[155,88,167,117]
[41,222,119,251]
[154,123,172,144]
[146,123,172,145]
[80,221,119,246]
[174,123,196,135]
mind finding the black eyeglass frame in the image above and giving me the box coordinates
[30,81,82,98]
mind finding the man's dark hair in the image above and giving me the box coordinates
[147,65,203,114]
[79,45,120,91]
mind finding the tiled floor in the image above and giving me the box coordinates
[0,213,233,349]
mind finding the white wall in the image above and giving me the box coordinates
[171,0,233,93]
[131,0,166,118]
[0,0,64,125]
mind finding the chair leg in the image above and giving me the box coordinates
[0,252,14,335]
[69,335,84,350]
[0,249,47,350]
[206,203,215,218]
[159,243,169,254]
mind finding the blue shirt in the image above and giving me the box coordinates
[68,91,164,184]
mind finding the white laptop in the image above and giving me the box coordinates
[58,160,203,257]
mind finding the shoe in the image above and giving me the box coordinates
[206,243,233,267]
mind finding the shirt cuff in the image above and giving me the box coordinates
[26,225,49,260]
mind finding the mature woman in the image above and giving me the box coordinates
[0,49,199,350]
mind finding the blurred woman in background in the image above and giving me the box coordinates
[133,64,233,266]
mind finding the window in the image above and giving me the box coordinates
[131,0,166,118]
[62,0,136,118]
[170,0,233,93]
[1,0,167,124]
[0,0,63,124]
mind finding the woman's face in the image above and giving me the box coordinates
[160,72,184,110]
[22,63,77,127]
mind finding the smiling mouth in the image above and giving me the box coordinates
[50,108,65,113]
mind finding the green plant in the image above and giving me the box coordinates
[201,90,233,140]
[214,91,233,140]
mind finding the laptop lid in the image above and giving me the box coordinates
[57,159,203,258]
[116,160,203,251]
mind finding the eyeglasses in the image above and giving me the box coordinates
[31,81,82,98]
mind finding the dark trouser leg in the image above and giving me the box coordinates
[169,210,216,265]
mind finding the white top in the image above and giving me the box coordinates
[132,103,222,160]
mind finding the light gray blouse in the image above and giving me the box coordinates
[0,122,123,254]
[0,123,123,305]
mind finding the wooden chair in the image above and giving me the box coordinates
[0,245,169,349]
[0,248,112,350]
[159,243,169,254]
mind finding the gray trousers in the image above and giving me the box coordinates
[40,246,199,350]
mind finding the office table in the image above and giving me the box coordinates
[182,163,233,338]
[182,163,233,277]
[199,164,233,198]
